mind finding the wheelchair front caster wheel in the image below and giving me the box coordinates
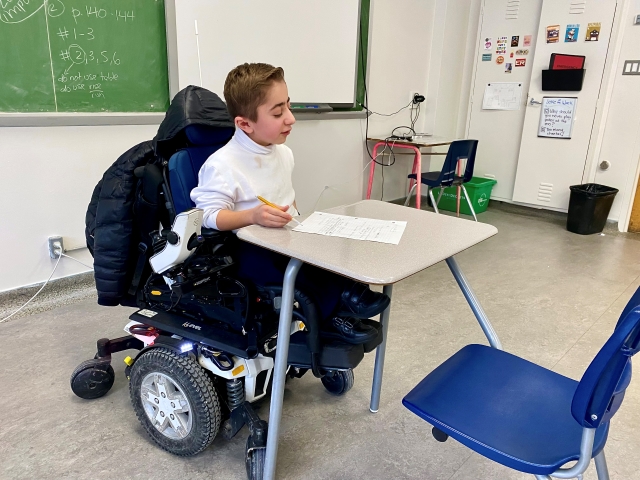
[321,369,354,396]
[245,435,266,480]
[70,359,115,399]
[432,426,449,442]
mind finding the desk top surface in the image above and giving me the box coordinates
[237,200,497,285]
[367,135,457,148]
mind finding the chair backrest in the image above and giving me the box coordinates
[168,124,234,214]
[436,140,479,186]
[571,286,640,428]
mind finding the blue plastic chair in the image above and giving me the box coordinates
[167,124,234,214]
[403,286,640,480]
[404,140,479,221]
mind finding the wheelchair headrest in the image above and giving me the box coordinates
[184,125,234,147]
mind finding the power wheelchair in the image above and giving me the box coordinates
[70,124,383,480]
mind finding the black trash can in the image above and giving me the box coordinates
[567,183,619,235]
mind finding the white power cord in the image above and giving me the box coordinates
[311,159,375,213]
[0,248,93,324]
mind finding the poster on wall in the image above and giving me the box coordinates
[585,23,601,41]
[547,25,560,43]
[538,97,578,139]
[565,24,580,42]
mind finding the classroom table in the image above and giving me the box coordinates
[366,136,457,209]
[237,199,500,480]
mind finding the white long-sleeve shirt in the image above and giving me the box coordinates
[190,128,299,230]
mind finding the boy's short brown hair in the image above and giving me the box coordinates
[224,63,285,122]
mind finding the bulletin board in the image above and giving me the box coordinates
[538,97,577,139]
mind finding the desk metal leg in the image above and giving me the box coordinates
[263,258,303,480]
[445,257,502,350]
[370,284,394,413]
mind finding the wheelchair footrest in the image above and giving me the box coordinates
[287,319,383,370]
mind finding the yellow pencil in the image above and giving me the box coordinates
[256,196,302,225]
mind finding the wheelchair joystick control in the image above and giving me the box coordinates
[150,209,203,274]
[165,230,180,245]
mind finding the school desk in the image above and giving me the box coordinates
[366,136,457,209]
[237,199,500,480]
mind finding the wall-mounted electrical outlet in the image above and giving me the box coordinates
[48,236,64,259]
[410,91,425,104]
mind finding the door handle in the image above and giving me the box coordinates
[529,98,542,106]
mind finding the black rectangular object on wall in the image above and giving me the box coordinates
[542,69,586,91]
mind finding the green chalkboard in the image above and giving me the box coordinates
[0,0,169,113]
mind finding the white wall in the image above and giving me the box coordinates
[0,0,479,292]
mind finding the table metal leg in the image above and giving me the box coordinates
[370,284,394,413]
[263,258,303,480]
[445,257,502,350]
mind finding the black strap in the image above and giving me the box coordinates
[128,242,148,295]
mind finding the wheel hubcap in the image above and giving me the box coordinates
[141,372,192,440]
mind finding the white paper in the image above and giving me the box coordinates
[293,212,406,245]
[482,83,523,110]
[538,97,577,138]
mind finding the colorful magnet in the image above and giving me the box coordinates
[586,23,601,41]
[505,63,513,74]
[515,49,529,56]
[482,53,492,61]
[511,36,520,47]
[515,58,526,67]
[510,51,514,58]
[523,35,532,46]
[484,37,493,50]
[547,25,560,43]
[565,24,580,42]
[496,55,505,65]
[496,36,508,55]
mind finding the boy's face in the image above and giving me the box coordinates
[236,80,296,146]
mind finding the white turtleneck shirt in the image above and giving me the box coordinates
[190,128,299,230]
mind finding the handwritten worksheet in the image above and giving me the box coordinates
[293,212,406,245]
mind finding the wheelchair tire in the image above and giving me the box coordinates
[129,348,221,456]
[321,369,354,396]
[245,435,266,480]
[70,359,115,399]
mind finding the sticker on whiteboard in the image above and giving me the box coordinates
[538,97,577,139]
[484,37,493,50]
[547,25,560,43]
[496,55,505,64]
[511,36,520,47]
[505,63,513,74]
[523,35,532,46]
[585,23,601,42]
[565,24,580,42]
[482,53,492,61]
[515,58,526,67]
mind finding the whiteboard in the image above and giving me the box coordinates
[538,97,577,139]
[173,0,360,106]
[481,83,523,111]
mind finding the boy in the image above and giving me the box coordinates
[191,63,389,343]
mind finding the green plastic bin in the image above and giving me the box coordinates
[432,177,497,215]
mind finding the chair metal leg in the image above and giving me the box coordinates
[534,475,552,480]
[595,451,610,480]
[404,183,417,207]
[460,184,478,222]
[435,187,444,207]
[428,188,440,214]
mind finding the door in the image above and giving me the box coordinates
[512,0,618,209]
[466,0,544,201]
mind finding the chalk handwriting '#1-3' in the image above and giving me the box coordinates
[1,0,138,108]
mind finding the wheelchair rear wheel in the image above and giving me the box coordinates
[129,348,221,456]
[321,369,354,396]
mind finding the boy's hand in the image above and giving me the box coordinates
[251,204,293,228]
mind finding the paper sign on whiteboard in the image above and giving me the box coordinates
[538,97,577,139]
[482,82,523,110]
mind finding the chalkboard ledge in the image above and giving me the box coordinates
[0,110,368,127]
[0,113,167,128]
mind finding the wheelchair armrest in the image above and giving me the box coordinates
[201,227,232,243]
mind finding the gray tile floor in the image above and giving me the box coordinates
[2,206,640,479]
